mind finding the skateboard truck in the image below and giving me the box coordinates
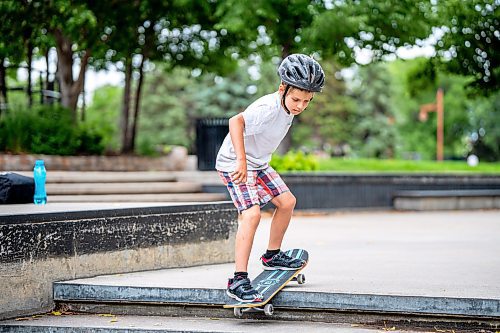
[234,303,274,317]
[292,273,306,284]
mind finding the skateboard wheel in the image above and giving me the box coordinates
[234,307,243,317]
[296,273,306,284]
[264,303,274,316]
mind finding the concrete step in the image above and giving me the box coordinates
[0,313,382,333]
[46,182,202,195]
[393,190,500,210]
[15,171,177,183]
[49,193,228,203]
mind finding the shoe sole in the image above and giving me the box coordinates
[226,289,262,303]
[262,265,303,271]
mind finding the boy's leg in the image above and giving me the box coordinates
[235,204,261,272]
[268,191,296,250]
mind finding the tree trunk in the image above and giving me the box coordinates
[43,48,50,104]
[0,58,7,115]
[80,72,86,122]
[120,57,133,153]
[27,40,33,107]
[53,28,90,121]
[128,55,145,153]
[45,49,50,91]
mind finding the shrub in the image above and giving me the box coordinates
[0,105,105,155]
[270,150,319,172]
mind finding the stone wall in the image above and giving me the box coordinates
[0,147,189,171]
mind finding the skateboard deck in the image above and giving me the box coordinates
[224,249,309,316]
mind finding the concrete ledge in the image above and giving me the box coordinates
[45,181,202,195]
[14,171,178,183]
[0,202,237,320]
[53,283,500,318]
[394,190,500,210]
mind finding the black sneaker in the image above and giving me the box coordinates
[261,250,305,270]
[226,277,263,303]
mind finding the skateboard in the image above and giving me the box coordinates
[223,248,309,317]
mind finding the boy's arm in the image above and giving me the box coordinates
[229,113,247,184]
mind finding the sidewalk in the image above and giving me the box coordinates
[53,210,500,317]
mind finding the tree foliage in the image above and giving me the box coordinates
[306,0,435,64]
[292,61,356,155]
[1,0,498,161]
[435,0,499,93]
[350,63,397,158]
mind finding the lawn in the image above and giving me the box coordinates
[316,158,500,174]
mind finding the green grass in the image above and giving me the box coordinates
[316,158,500,174]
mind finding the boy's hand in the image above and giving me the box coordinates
[231,160,247,184]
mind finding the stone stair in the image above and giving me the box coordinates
[16,171,227,203]
[393,189,500,210]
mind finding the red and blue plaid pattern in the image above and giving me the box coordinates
[218,166,289,213]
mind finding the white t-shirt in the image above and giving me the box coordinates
[215,92,294,172]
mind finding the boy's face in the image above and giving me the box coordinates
[279,84,315,116]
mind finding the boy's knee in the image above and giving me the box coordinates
[286,193,297,209]
[241,205,261,223]
[275,192,296,210]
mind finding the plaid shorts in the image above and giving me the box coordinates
[218,166,289,213]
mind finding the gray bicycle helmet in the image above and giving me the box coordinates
[278,54,325,92]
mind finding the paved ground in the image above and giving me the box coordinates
[61,209,500,300]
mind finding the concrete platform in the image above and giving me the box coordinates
[53,210,500,318]
[0,202,226,217]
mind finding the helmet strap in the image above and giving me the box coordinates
[281,84,292,115]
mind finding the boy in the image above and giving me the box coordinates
[216,54,325,302]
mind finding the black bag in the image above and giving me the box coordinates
[0,173,34,204]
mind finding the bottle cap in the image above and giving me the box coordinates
[35,160,45,166]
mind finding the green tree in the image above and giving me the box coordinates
[95,1,236,153]
[466,91,500,161]
[435,0,499,93]
[350,63,397,158]
[45,1,101,118]
[292,60,356,155]
[389,58,476,160]
[306,0,435,64]
[0,1,47,111]
[138,61,257,154]
[85,85,122,153]
[216,1,435,153]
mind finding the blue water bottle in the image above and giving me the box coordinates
[33,160,47,205]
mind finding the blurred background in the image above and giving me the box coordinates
[0,0,498,173]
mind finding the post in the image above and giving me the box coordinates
[419,89,445,161]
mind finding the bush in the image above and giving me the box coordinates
[270,150,319,172]
[0,105,105,155]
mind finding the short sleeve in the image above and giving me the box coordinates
[242,105,275,136]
